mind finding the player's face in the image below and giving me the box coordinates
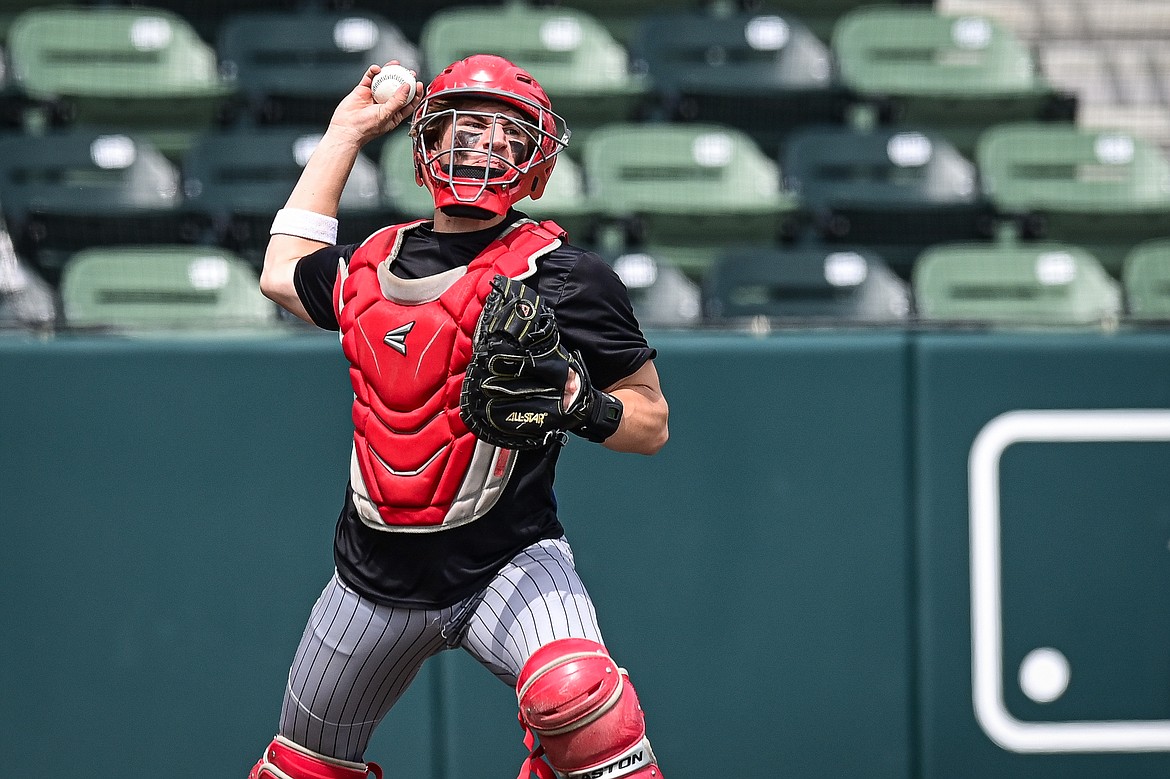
[434,101,537,169]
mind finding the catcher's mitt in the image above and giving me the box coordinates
[460,275,623,450]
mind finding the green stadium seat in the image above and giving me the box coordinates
[703,243,911,322]
[739,0,912,43]
[6,6,236,159]
[520,151,597,243]
[217,9,420,127]
[379,126,596,242]
[126,0,320,45]
[976,122,1170,274]
[831,6,1074,155]
[329,0,504,47]
[420,3,649,151]
[1122,239,1170,321]
[0,0,81,44]
[182,127,390,263]
[606,251,702,328]
[781,125,995,276]
[59,245,277,331]
[913,240,1122,326]
[582,122,800,278]
[0,129,211,285]
[536,0,703,46]
[629,10,853,156]
[934,0,1042,41]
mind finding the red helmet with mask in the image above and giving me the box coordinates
[410,55,570,219]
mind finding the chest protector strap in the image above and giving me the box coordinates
[337,218,565,532]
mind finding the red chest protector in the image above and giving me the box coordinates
[336,218,565,532]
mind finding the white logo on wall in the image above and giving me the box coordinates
[969,409,1170,753]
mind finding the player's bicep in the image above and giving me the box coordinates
[605,358,663,398]
[259,236,321,322]
[290,243,354,330]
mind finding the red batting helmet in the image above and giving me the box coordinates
[410,54,570,219]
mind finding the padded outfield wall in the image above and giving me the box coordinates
[0,330,1167,778]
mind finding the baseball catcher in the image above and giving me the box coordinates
[249,53,668,779]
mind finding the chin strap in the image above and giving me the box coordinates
[439,203,499,220]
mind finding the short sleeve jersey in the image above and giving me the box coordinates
[293,211,655,609]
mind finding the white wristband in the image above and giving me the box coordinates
[270,208,339,244]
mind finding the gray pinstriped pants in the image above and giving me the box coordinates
[278,537,604,762]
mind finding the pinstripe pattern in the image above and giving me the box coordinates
[461,537,602,686]
[279,537,603,762]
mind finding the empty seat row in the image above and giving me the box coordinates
[0,0,502,48]
[6,234,1166,335]
[781,120,1170,278]
[0,1,925,50]
[0,127,384,283]
[639,236,1170,329]
[2,116,1168,288]
[417,2,1075,157]
[0,3,1078,162]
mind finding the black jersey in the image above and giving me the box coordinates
[293,211,655,608]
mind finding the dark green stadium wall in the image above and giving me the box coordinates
[1,331,1168,778]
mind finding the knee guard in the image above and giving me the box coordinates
[247,736,382,779]
[516,638,662,779]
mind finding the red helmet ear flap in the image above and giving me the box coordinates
[526,156,557,201]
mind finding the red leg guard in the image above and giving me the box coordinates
[247,736,382,779]
[517,638,663,779]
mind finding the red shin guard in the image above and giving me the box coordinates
[517,638,662,779]
[247,736,382,779]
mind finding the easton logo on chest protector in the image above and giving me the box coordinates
[383,321,415,355]
[337,217,567,532]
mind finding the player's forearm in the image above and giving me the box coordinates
[596,360,668,454]
[283,127,365,217]
[602,383,669,455]
[273,60,418,231]
[265,128,366,278]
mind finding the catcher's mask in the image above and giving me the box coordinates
[411,54,570,220]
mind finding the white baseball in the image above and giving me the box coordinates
[371,65,416,104]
